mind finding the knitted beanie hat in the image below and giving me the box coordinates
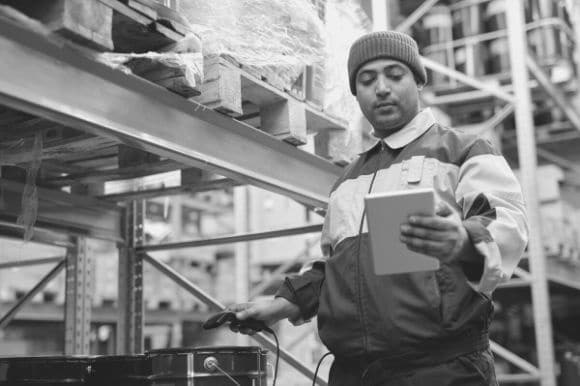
[348,31,427,95]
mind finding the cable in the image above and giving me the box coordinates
[204,358,241,386]
[312,352,332,386]
[269,328,280,386]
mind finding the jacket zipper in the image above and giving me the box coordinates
[355,140,386,355]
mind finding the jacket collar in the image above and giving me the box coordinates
[362,108,437,153]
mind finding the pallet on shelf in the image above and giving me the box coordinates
[120,0,190,35]
[0,0,186,53]
[192,56,349,152]
[0,3,351,167]
[314,128,352,166]
[98,0,184,53]
[124,54,201,98]
[0,0,114,50]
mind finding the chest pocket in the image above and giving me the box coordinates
[399,156,438,188]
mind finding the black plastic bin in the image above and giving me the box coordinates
[147,346,269,386]
[88,354,151,386]
[0,356,91,385]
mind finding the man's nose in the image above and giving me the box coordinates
[375,76,391,97]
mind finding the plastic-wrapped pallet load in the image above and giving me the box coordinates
[318,0,372,154]
[178,0,326,91]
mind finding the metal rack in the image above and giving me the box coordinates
[396,1,580,385]
[377,1,573,385]
[0,1,577,385]
[0,3,337,383]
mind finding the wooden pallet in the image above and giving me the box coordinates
[124,54,202,97]
[99,0,185,53]
[192,56,351,160]
[0,0,186,52]
[0,3,353,166]
[97,1,201,98]
[0,0,114,50]
[0,1,202,99]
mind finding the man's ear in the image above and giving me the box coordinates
[414,75,425,91]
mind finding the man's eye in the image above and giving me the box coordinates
[388,72,404,80]
[359,75,375,85]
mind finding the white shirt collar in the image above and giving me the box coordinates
[363,108,437,153]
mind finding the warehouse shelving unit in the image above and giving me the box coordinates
[0,1,343,383]
[1,1,578,385]
[390,1,580,385]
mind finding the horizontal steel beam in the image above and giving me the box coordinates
[101,178,241,202]
[1,179,123,242]
[0,221,74,247]
[0,17,341,209]
[0,256,63,270]
[423,17,574,52]
[46,159,183,187]
[421,57,515,103]
[143,254,327,385]
[0,302,209,324]
[503,129,580,148]
[250,237,320,299]
[0,259,66,329]
[138,224,323,252]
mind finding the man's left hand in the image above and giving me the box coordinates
[400,202,472,264]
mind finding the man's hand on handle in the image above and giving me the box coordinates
[227,297,301,335]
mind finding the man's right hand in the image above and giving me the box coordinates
[226,297,301,335]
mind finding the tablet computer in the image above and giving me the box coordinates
[364,188,440,275]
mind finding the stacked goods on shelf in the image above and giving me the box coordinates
[0,0,355,165]
[516,165,580,265]
[452,1,485,77]
[526,0,569,64]
[177,0,325,95]
[0,0,203,98]
[100,34,203,98]
[309,0,374,158]
[0,0,114,50]
[483,0,575,77]
[422,6,453,87]
[175,0,356,163]
[288,0,328,105]
[421,0,576,88]
[482,0,509,75]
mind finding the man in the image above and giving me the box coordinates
[229,31,528,386]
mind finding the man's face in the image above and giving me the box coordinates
[355,58,421,138]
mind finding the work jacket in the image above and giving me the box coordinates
[276,108,529,362]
